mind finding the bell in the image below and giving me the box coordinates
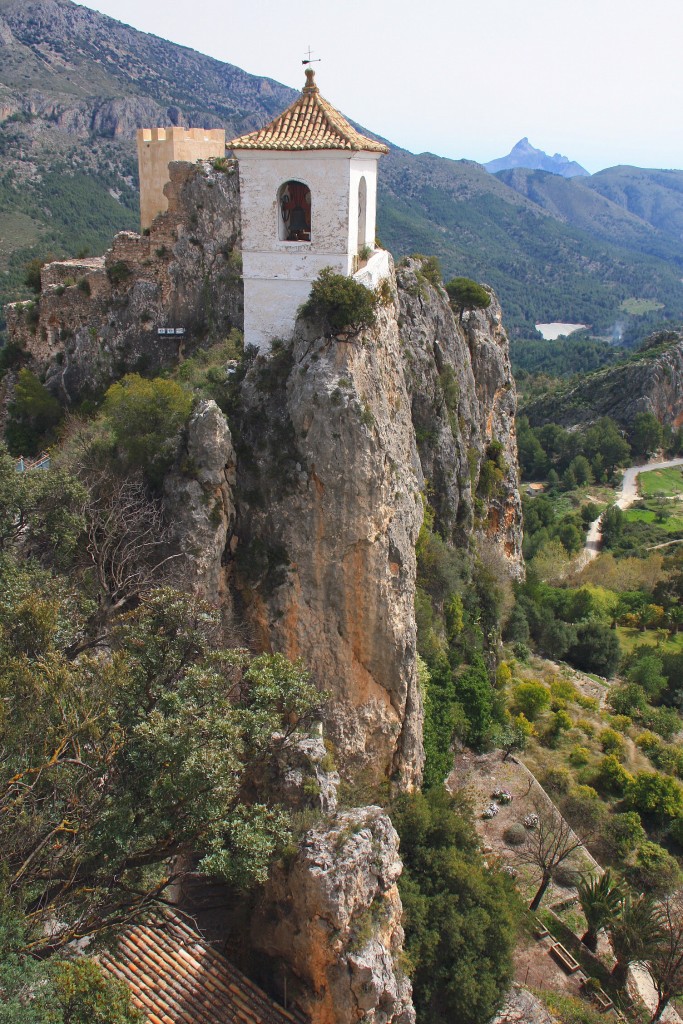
[289,206,308,232]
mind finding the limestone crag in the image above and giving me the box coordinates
[232,280,425,788]
[7,159,242,403]
[525,330,683,431]
[267,732,340,816]
[163,399,236,606]
[396,258,523,570]
[251,807,414,1024]
[466,290,524,564]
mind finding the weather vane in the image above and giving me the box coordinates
[302,46,321,66]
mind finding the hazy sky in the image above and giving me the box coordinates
[76,0,682,173]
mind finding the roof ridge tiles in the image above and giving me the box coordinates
[227,69,388,154]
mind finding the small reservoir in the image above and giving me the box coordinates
[535,322,587,340]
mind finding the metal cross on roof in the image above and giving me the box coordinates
[302,46,321,65]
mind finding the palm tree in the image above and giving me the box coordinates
[577,870,622,952]
[609,892,665,988]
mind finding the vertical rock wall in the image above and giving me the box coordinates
[396,258,523,570]
[232,282,425,789]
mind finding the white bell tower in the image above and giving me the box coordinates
[228,69,389,352]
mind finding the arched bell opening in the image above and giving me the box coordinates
[278,180,312,241]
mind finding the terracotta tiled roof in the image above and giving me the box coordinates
[227,70,388,154]
[99,912,302,1024]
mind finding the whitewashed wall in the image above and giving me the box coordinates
[236,149,381,351]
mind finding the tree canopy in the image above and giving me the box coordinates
[445,277,491,322]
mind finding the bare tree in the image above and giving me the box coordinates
[516,798,591,911]
[646,891,683,1023]
[77,471,179,631]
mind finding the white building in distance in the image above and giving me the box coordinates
[228,69,389,352]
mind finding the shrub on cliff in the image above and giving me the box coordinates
[298,268,377,334]
[445,277,491,322]
[393,788,519,1024]
[102,374,193,488]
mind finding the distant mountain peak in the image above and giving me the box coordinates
[484,138,589,178]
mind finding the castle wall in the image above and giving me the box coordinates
[137,127,226,230]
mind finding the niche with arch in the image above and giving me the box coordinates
[278,180,312,241]
[356,176,367,253]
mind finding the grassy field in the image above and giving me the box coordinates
[623,506,683,533]
[638,466,683,497]
[616,626,683,655]
[619,297,665,315]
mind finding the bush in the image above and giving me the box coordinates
[414,254,442,288]
[628,840,682,895]
[503,822,527,846]
[298,267,377,334]
[608,683,648,717]
[569,745,591,767]
[107,260,132,286]
[567,621,621,677]
[454,661,497,749]
[24,257,44,293]
[5,368,63,456]
[511,681,550,721]
[102,374,193,487]
[642,705,681,741]
[542,766,572,795]
[607,811,646,857]
[626,771,683,822]
[595,754,633,796]
[600,728,625,758]
[562,785,605,832]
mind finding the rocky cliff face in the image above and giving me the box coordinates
[7,159,243,403]
[250,806,414,1024]
[230,290,425,790]
[525,330,683,431]
[396,259,523,564]
[9,164,523,789]
[228,258,522,790]
[163,398,236,607]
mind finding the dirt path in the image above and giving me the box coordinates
[579,456,683,566]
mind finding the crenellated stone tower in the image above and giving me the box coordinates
[136,126,226,230]
[227,69,389,352]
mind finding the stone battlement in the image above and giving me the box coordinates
[137,126,226,230]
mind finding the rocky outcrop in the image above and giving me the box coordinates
[251,807,413,1024]
[231,284,425,790]
[229,257,523,787]
[525,330,683,431]
[396,258,523,566]
[163,399,236,606]
[9,165,523,790]
[7,159,242,403]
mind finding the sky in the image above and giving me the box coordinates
[75,0,683,174]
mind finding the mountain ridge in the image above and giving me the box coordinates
[2,0,683,343]
[485,137,589,178]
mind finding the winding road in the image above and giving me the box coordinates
[581,457,683,565]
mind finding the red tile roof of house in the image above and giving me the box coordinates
[99,912,302,1024]
[227,69,388,154]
